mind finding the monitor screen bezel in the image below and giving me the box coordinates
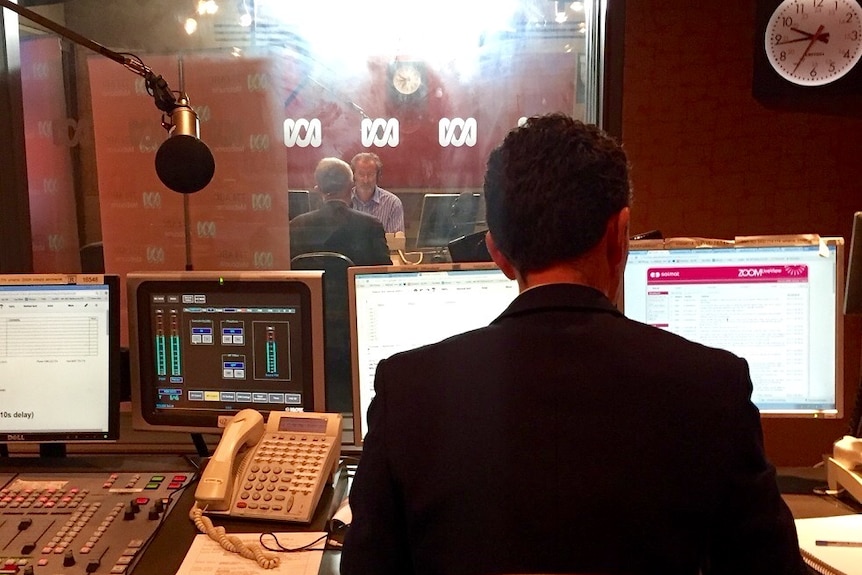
[622,236,845,420]
[845,211,862,315]
[128,270,326,434]
[0,274,121,444]
[348,261,513,446]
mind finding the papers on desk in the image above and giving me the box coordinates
[175,532,326,575]
[795,514,862,575]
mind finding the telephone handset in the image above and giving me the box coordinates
[189,408,343,569]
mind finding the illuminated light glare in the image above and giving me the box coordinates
[570,1,584,12]
[555,11,567,23]
[196,0,219,16]
[184,18,198,35]
[257,0,519,74]
[239,12,252,26]
[231,47,243,57]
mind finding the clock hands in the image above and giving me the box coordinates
[792,24,826,75]
[775,27,831,45]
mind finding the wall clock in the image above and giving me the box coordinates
[388,61,427,105]
[754,0,862,115]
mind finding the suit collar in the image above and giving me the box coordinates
[493,283,623,323]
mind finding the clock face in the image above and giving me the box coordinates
[765,0,862,86]
[392,64,423,95]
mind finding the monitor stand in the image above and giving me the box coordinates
[40,443,67,458]
[191,433,210,458]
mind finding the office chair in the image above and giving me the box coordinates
[290,251,355,414]
[448,229,491,262]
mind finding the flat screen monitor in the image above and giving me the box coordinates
[349,262,519,444]
[415,193,482,249]
[623,237,844,418]
[288,190,311,220]
[845,211,862,315]
[128,271,326,434]
[0,274,120,449]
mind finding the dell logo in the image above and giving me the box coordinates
[283,118,322,148]
[6,434,25,441]
[439,117,477,147]
[361,118,399,147]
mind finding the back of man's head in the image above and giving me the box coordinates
[314,157,353,198]
[484,114,631,274]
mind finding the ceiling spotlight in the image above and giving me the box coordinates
[196,0,219,16]
[570,1,584,12]
[184,17,198,35]
[239,12,252,27]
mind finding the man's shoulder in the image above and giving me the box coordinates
[377,187,402,205]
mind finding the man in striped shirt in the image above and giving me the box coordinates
[350,152,405,233]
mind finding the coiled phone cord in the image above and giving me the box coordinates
[190,504,280,569]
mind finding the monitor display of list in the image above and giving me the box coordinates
[349,263,519,444]
[0,275,120,443]
[623,238,844,418]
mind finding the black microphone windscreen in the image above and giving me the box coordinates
[155,134,215,194]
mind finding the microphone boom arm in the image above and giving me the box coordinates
[1,0,181,121]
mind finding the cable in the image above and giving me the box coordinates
[189,504,280,569]
[398,249,423,265]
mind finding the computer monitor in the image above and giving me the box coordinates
[623,237,844,418]
[288,190,312,220]
[415,193,482,249]
[0,274,120,454]
[348,262,519,444]
[128,271,326,434]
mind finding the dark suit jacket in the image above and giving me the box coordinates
[341,284,805,575]
[289,200,390,266]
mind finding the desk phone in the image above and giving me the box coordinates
[194,409,342,523]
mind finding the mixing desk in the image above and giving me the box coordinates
[0,470,193,575]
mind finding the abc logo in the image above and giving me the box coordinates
[438,118,477,147]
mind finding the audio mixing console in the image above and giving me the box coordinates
[0,470,193,575]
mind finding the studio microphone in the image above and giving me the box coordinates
[155,96,216,194]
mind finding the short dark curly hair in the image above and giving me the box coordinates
[483,114,632,273]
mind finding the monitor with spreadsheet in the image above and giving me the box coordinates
[128,271,326,434]
[623,237,844,418]
[349,262,518,444]
[0,274,120,448]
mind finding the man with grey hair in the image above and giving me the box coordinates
[290,157,391,266]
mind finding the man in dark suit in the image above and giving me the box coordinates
[341,115,805,575]
[289,157,391,266]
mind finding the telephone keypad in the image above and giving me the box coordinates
[232,430,336,522]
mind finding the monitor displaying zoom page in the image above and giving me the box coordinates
[349,263,519,444]
[0,275,120,444]
[623,237,844,418]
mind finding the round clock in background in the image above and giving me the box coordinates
[754,0,862,115]
[387,61,427,105]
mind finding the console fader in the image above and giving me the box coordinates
[0,471,192,575]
